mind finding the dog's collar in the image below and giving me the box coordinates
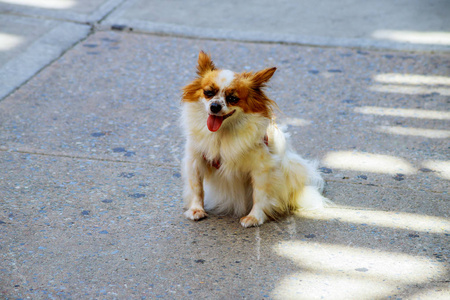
[203,134,269,170]
[263,133,268,147]
[202,154,222,169]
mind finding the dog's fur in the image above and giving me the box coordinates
[181,51,328,227]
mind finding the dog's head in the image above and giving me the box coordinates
[182,51,277,132]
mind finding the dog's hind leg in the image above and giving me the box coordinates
[240,162,282,227]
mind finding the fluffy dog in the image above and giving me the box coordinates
[181,51,328,227]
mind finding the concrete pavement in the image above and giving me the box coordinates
[0,1,449,299]
[1,0,449,100]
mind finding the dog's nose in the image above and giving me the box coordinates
[210,103,222,114]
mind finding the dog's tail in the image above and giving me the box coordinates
[270,123,331,213]
[282,151,331,211]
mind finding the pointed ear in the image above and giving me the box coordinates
[252,67,277,87]
[197,51,216,76]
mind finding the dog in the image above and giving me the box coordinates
[181,51,329,227]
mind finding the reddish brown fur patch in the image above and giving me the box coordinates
[253,67,277,87]
[197,51,216,76]
[182,70,220,102]
[228,70,278,118]
[183,52,278,116]
[182,77,203,102]
[182,51,219,103]
[200,71,220,95]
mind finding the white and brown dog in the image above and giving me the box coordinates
[181,51,328,227]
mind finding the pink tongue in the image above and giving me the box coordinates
[207,115,224,132]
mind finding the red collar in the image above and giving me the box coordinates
[203,134,269,170]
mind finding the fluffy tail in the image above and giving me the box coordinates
[272,123,331,212]
[297,185,331,210]
[283,153,331,211]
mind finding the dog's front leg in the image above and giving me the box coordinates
[240,168,272,227]
[183,155,207,221]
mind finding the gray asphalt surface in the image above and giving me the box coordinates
[0,1,449,299]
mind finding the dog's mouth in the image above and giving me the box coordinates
[207,110,236,132]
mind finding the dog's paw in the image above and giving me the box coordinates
[184,208,208,221]
[240,215,263,227]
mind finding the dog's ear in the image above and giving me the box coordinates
[197,51,216,76]
[252,67,276,87]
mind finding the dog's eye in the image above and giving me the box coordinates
[226,95,239,104]
[203,90,215,98]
